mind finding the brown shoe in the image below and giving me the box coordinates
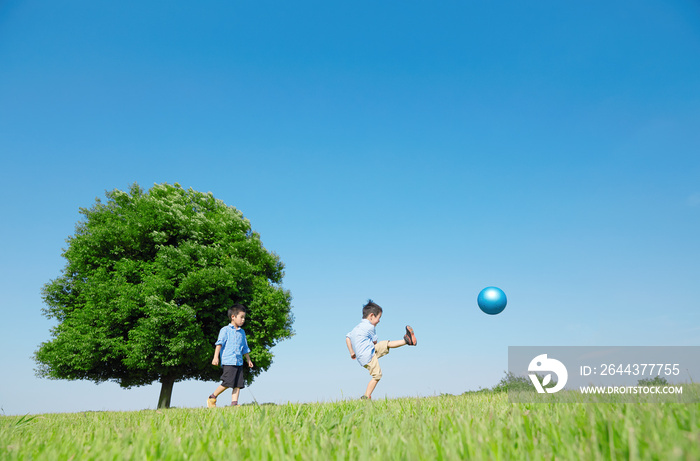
[207,397,217,408]
[404,325,417,346]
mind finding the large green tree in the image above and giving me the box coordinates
[36,183,293,408]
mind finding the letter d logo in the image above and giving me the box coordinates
[528,354,568,393]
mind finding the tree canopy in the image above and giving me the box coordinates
[36,183,293,408]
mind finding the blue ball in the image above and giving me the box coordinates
[477,286,507,315]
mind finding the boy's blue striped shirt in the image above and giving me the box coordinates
[346,319,378,367]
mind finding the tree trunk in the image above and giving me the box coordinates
[157,375,175,409]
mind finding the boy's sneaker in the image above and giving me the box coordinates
[404,325,417,346]
[360,395,371,400]
[207,397,217,408]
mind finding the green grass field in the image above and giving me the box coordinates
[2,393,699,460]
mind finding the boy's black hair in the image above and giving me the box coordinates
[362,299,383,319]
[228,304,247,319]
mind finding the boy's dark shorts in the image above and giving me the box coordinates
[221,365,246,389]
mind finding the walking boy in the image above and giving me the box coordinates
[207,304,254,408]
[345,300,417,399]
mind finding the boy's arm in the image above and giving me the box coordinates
[212,345,222,366]
[346,337,356,359]
[241,331,253,367]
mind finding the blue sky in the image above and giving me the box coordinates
[1,1,699,415]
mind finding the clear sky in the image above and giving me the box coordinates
[1,1,699,415]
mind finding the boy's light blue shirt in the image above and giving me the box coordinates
[216,325,250,366]
[346,319,378,367]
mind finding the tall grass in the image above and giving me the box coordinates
[2,393,698,460]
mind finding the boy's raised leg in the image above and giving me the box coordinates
[386,326,417,349]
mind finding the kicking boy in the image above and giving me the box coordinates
[345,300,417,400]
[207,304,254,408]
